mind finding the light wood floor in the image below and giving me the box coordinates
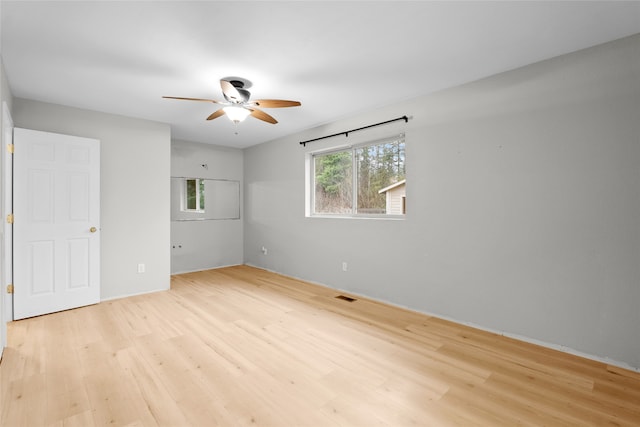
[1,265,640,426]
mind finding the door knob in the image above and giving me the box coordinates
[89,227,97,233]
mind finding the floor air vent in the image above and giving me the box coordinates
[335,295,356,302]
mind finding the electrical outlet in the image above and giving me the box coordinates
[261,246,268,255]
[342,262,348,271]
[137,263,145,273]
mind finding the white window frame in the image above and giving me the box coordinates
[306,133,405,219]
[182,178,205,213]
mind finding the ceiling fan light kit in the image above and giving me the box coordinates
[223,106,251,123]
[163,77,301,126]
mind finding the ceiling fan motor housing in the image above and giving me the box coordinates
[235,88,250,103]
[223,80,251,103]
[222,78,250,103]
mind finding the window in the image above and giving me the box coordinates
[311,134,405,217]
[172,178,240,220]
[183,178,205,212]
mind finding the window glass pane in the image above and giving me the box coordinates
[186,179,197,210]
[309,135,405,217]
[199,179,205,209]
[356,138,405,214]
[314,151,353,214]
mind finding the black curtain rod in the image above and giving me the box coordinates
[299,115,409,147]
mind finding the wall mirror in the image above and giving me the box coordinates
[171,177,240,220]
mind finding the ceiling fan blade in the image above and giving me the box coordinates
[163,96,220,103]
[252,99,301,108]
[249,108,278,124]
[206,109,226,121]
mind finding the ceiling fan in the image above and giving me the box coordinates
[163,77,301,124]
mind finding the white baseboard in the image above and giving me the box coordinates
[244,262,640,373]
[100,286,169,302]
[171,263,242,276]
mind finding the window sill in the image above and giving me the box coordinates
[307,214,405,220]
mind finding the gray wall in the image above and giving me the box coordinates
[171,139,243,274]
[244,34,640,370]
[0,61,11,113]
[12,99,171,300]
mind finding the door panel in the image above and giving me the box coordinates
[14,128,100,320]
[68,238,90,289]
[29,240,55,294]
[69,173,90,220]
[29,169,54,222]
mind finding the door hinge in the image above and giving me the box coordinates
[7,143,14,154]
[6,214,13,224]
[6,284,13,294]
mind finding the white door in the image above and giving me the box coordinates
[13,128,100,320]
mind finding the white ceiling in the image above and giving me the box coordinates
[2,1,639,148]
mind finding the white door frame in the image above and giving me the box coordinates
[1,102,13,353]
